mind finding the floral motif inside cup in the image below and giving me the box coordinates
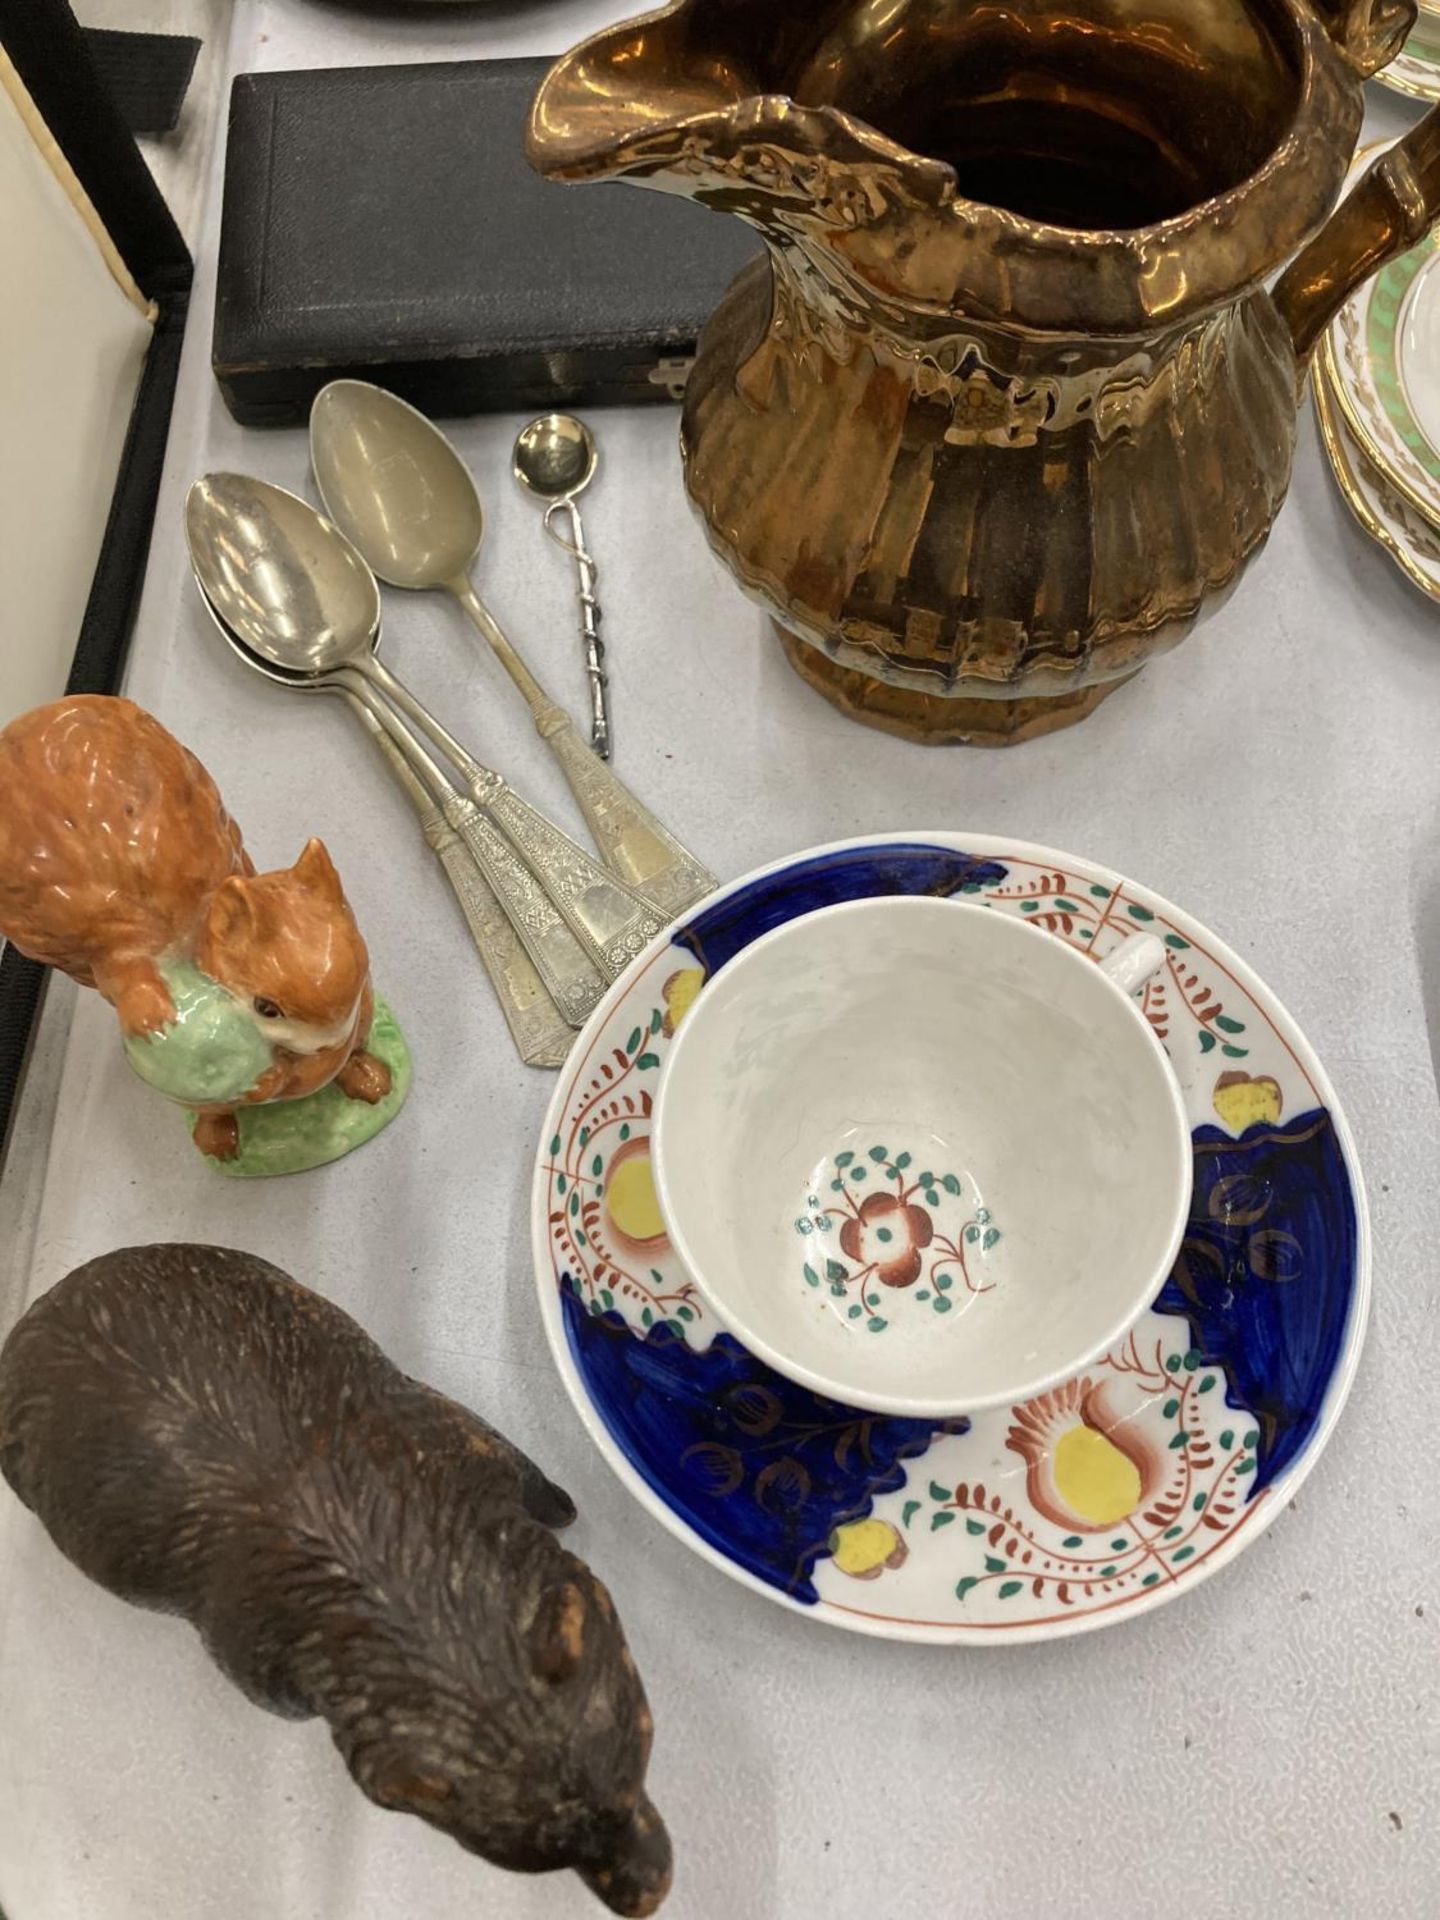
[793,1142,1003,1332]
[652,897,1192,1417]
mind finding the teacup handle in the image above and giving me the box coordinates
[1099,933,1166,997]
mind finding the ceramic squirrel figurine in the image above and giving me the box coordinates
[0,696,394,1163]
[0,1245,672,1916]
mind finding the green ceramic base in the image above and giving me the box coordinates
[189,998,411,1178]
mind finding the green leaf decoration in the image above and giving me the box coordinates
[641,1307,653,1327]
[1193,1493,1207,1510]
[626,1027,643,1056]
[870,1145,888,1162]
[557,1174,568,1196]
[1079,928,1093,939]
[933,1297,953,1313]
[942,1174,962,1195]
[619,1123,630,1141]
[1162,1397,1179,1418]
[549,1134,562,1156]
[829,1283,846,1298]
[1111,1537,1129,1551]
[902,1500,921,1528]
[965,1518,986,1536]
[826,1259,848,1282]
[1244,1429,1259,1447]
[1166,1353,1182,1370]
[924,1190,940,1208]
[931,1510,956,1531]
[1054,898,1079,912]
[867,1317,888,1332]
[1168,1431,1189,1449]
[569,1192,580,1218]
[803,1264,820,1287]
[575,1232,588,1248]
[1199,1374,1215,1392]
[1142,1572,1161,1587]
[935,1273,953,1291]
[591,1153,604,1178]
[1184,1351,1200,1370]
[1164,934,1190,949]
[1234,1458,1256,1475]
[1163,1525,1182,1541]
[853,1167,867,1182]
[1099,1565,1117,1578]
[847,1304,862,1319]
[918,1171,935,1188]
[1090,883,1112,898]
[1172,1545,1195,1563]
[635,1052,661,1071]
[1198,1029,1217,1054]
[1127,903,1154,921]
[1062,1535,1083,1548]
[982,1228,1001,1251]
[1214,1014,1245,1034]
[965,1225,980,1244]
[929,1480,951,1502]
[956,1577,980,1601]
[1219,1428,1235,1450]
[984,1555,1008,1574]
[998,1581,1023,1599]
[1221,1044,1248,1058]
[1021,899,1039,912]
[579,1127,590,1147]
[650,1268,665,1283]
[894,1151,912,1170]
[835,1150,854,1168]
[676,1305,695,1321]
[915,1290,930,1301]
[650,1007,663,1033]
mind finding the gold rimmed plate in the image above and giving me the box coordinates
[1315,340,1440,602]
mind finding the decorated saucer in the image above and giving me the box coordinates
[1326,139,1440,526]
[531,837,1369,1644]
[1315,337,1440,601]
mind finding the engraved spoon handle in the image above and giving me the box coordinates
[355,706,573,1066]
[358,653,668,979]
[543,495,610,760]
[340,682,606,1028]
[446,580,717,918]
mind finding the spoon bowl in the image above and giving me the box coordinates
[513,414,597,502]
[185,473,380,678]
[309,380,483,590]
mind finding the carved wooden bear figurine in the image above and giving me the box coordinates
[0,696,390,1161]
[0,1246,671,1915]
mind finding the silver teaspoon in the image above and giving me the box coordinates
[513,412,610,760]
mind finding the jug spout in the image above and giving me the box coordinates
[1274,108,1440,361]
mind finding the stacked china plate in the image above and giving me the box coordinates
[1316,137,1440,598]
[1376,4,1440,100]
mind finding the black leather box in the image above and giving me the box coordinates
[0,0,191,1158]
[213,57,762,425]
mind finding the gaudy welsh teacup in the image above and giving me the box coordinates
[651,896,1192,1415]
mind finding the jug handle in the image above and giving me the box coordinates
[1273,107,1440,363]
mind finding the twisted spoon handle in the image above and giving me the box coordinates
[447,581,717,918]
[544,495,610,760]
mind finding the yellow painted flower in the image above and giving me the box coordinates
[1007,1379,1160,1531]
[1212,1070,1283,1133]
[828,1517,908,1580]
[661,968,705,1036]
[604,1137,668,1250]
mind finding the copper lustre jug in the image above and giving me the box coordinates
[530,0,1440,744]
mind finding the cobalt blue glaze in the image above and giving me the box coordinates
[671,842,1010,979]
[1157,1110,1359,1492]
[560,1285,966,1601]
